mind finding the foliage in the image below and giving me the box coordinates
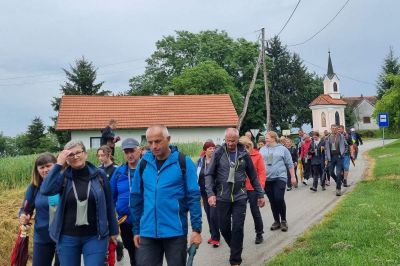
[373,74,400,132]
[376,47,400,99]
[0,132,18,157]
[50,57,110,146]
[344,105,356,128]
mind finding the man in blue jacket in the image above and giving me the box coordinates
[130,125,202,266]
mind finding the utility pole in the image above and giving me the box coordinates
[261,27,271,131]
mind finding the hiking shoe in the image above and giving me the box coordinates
[270,221,281,230]
[310,187,317,192]
[212,240,220,248]
[281,221,288,232]
[207,238,213,244]
[336,189,342,196]
[116,240,124,261]
[287,187,292,191]
[302,181,307,185]
[322,186,326,191]
[343,180,349,187]
[255,234,263,244]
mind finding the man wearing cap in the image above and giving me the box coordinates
[110,138,141,265]
[205,128,265,266]
[130,125,202,266]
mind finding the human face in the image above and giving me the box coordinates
[205,146,215,158]
[147,128,171,160]
[66,146,87,169]
[124,147,141,167]
[245,132,252,139]
[225,134,239,152]
[331,125,338,135]
[284,139,291,148]
[37,162,55,179]
[265,134,276,146]
[97,150,111,165]
[313,135,319,141]
[338,127,344,134]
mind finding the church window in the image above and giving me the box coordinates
[333,82,338,92]
[335,111,340,125]
[321,112,327,127]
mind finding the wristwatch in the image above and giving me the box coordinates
[192,228,202,234]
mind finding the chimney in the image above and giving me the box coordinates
[168,91,174,96]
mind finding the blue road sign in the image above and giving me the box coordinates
[378,112,389,128]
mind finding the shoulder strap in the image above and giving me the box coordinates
[139,159,148,178]
[139,152,186,178]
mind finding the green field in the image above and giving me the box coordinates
[0,142,202,191]
[266,140,400,266]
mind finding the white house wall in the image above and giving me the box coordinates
[352,100,379,130]
[310,105,346,133]
[71,127,228,149]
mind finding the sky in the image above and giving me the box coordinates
[0,0,398,136]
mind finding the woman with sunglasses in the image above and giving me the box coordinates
[41,140,118,266]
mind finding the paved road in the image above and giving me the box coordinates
[118,139,394,266]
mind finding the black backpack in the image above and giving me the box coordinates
[139,152,186,178]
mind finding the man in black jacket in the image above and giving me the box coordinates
[205,128,265,266]
[101,119,119,156]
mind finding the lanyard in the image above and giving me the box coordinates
[72,180,91,202]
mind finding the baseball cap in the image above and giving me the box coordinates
[121,138,139,150]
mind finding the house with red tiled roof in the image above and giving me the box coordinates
[57,94,238,148]
[309,53,347,133]
[342,95,379,130]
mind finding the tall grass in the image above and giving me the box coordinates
[0,142,202,191]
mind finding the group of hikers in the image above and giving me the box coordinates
[16,120,363,266]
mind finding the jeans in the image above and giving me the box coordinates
[33,241,59,266]
[329,154,343,189]
[120,222,136,265]
[265,180,287,222]
[57,235,108,266]
[217,199,247,265]
[247,190,264,234]
[201,192,220,241]
[135,236,187,266]
[311,164,324,188]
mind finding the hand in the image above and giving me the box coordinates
[208,196,216,207]
[324,160,328,167]
[294,162,297,167]
[19,214,31,225]
[291,176,297,188]
[110,235,118,245]
[134,235,141,248]
[190,231,202,245]
[257,198,265,208]
[57,150,72,166]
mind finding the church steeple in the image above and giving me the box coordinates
[323,51,341,99]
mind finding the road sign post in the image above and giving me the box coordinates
[378,112,389,147]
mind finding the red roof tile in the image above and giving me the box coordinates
[309,94,347,106]
[56,94,238,130]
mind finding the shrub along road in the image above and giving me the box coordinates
[119,139,395,266]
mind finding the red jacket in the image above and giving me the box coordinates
[300,138,311,160]
[246,149,266,190]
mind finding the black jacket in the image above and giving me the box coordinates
[205,143,264,202]
[101,126,114,146]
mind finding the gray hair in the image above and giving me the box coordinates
[146,125,170,138]
[225,128,239,138]
[64,140,86,152]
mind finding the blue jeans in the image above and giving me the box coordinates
[329,154,343,189]
[33,241,59,266]
[57,235,108,266]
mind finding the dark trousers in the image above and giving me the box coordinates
[120,222,136,265]
[287,166,298,188]
[135,236,187,266]
[201,193,220,241]
[247,190,264,234]
[217,199,247,265]
[303,159,312,180]
[265,180,287,222]
[329,154,343,189]
[33,241,59,266]
[311,164,324,188]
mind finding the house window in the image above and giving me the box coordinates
[90,137,101,149]
[363,117,371,124]
[141,135,147,145]
[333,82,338,92]
[321,112,327,127]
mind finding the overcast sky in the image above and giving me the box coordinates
[0,0,398,136]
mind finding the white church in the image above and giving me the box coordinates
[309,52,347,134]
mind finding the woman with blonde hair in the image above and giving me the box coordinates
[259,131,297,232]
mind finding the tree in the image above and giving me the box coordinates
[373,74,400,132]
[376,47,400,99]
[345,105,356,129]
[26,117,46,149]
[165,60,243,112]
[50,57,110,146]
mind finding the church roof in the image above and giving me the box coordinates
[309,94,347,106]
[342,95,377,109]
[327,52,335,79]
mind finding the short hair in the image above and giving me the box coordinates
[331,124,338,128]
[225,128,239,138]
[146,125,170,138]
[64,140,86,152]
[266,131,279,142]
[31,153,57,187]
[339,125,345,129]
[239,136,253,149]
[312,131,320,137]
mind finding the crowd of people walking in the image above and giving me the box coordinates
[15,121,362,266]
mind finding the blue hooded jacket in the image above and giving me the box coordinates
[40,162,119,242]
[130,146,202,238]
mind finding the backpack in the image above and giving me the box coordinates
[139,152,186,178]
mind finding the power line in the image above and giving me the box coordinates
[288,0,351,46]
[276,0,302,37]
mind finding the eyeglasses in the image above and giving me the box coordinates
[67,150,84,159]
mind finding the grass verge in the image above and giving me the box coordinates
[266,140,400,266]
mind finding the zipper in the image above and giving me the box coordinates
[155,170,160,237]
[230,184,234,202]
